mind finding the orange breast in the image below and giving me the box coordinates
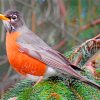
[6,32,46,76]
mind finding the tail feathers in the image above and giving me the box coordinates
[70,64,84,72]
[82,79,100,90]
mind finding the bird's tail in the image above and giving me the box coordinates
[81,77,100,90]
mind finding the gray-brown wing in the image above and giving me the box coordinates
[16,30,100,89]
[17,32,80,67]
[16,32,84,79]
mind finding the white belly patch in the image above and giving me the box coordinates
[45,67,57,78]
[26,67,57,82]
[26,74,40,82]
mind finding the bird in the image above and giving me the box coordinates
[0,10,100,89]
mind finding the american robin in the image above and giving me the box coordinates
[0,10,99,89]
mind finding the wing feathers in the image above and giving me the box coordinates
[16,31,100,89]
[18,43,84,79]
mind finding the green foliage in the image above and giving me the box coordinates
[3,78,100,100]
[96,68,100,73]
[3,79,77,100]
[72,81,100,100]
[3,80,32,100]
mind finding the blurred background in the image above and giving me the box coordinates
[0,0,100,96]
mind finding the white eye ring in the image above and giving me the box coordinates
[12,15,17,20]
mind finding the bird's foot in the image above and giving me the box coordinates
[32,76,43,86]
[64,78,76,87]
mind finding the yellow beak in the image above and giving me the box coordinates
[0,14,10,21]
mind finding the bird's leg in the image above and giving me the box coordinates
[68,78,78,88]
[33,76,43,86]
[64,78,76,87]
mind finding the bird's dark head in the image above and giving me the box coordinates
[0,10,25,32]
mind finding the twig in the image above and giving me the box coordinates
[57,0,66,17]
[69,34,100,63]
[2,67,12,81]
[52,39,66,50]
[0,74,21,94]
[0,59,8,66]
[47,18,82,43]
[94,34,100,39]
[78,0,83,26]
[45,0,51,18]
[75,19,100,35]
[31,0,36,32]
[0,56,8,66]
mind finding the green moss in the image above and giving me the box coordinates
[72,81,100,100]
[3,80,77,100]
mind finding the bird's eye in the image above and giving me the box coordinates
[12,15,17,20]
